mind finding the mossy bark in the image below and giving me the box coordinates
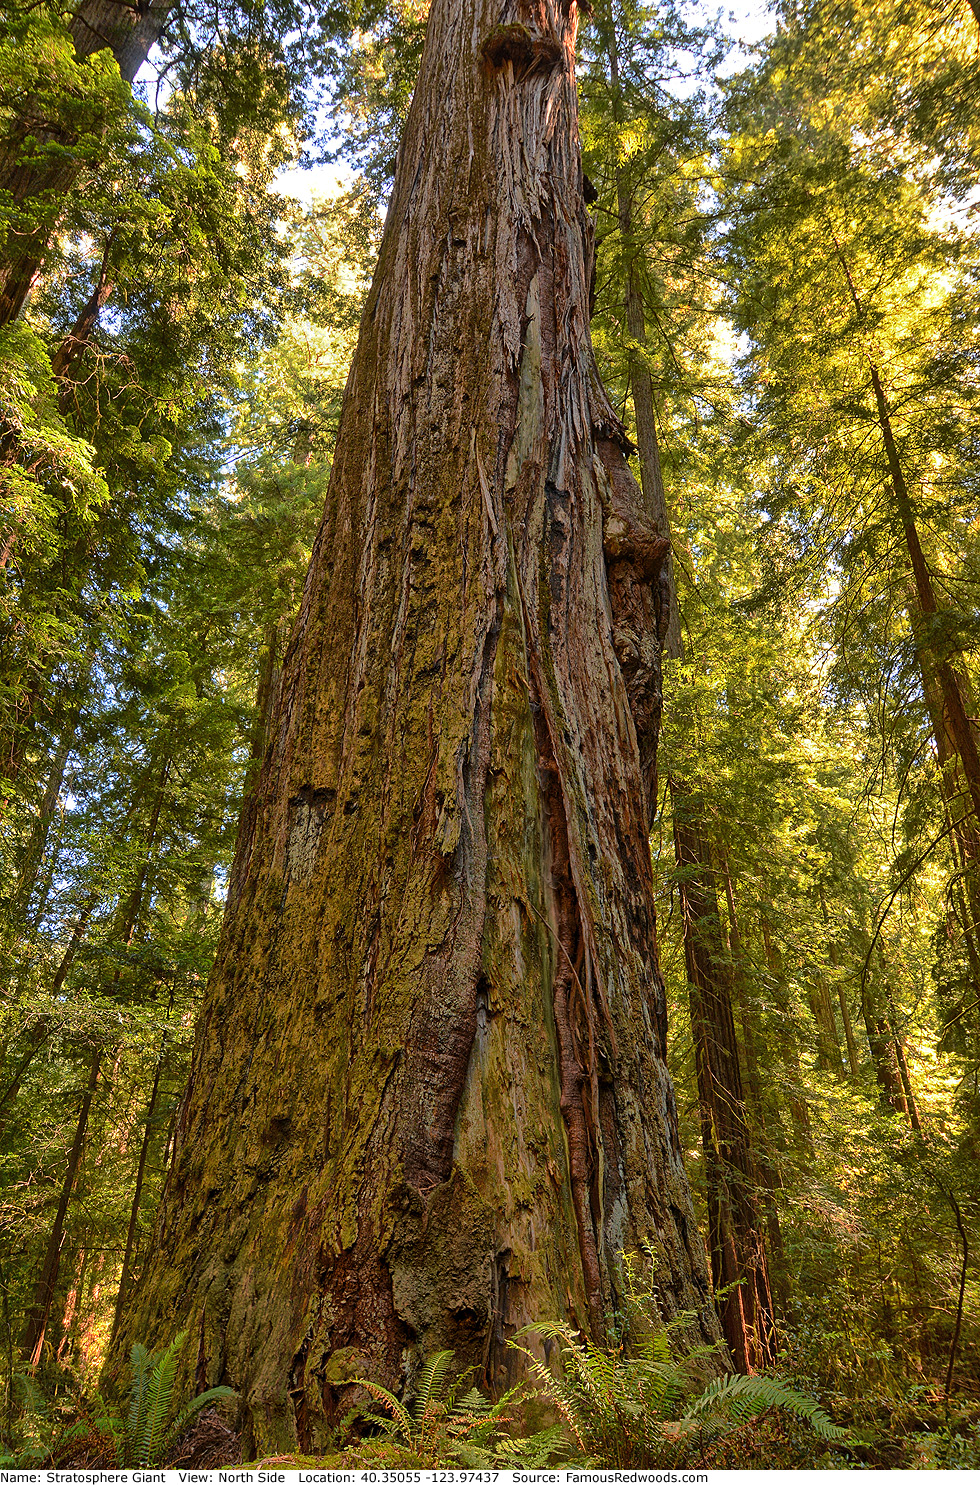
[116,0,718,1453]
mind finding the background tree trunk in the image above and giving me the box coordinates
[673,799,776,1371]
[115,0,719,1456]
[20,1050,100,1366]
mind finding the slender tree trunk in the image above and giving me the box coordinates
[859,951,908,1117]
[673,803,776,1370]
[819,892,861,1077]
[56,1244,88,1368]
[892,1031,921,1131]
[832,240,980,901]
[881,973,922,1131]
[807,969,845,1077]
[869,365,980,825]
[923,672,980,1035]
[109,1038,166,1346]
[720,853,789,1309]
[836,976,861,1077]
[8,692,84,928]
[16,759,167,1363]
[249,623,286,771]
[0,1019,53,1137]
[605,16,678,672]
[20,1049,100,1366]
[51,232,116,411]
[759,917,812,1148]
[0,0,170,324]
[0,904,93,1139]
[115,0,719,1455]
[50,905,94,998]
[231,434,309,907]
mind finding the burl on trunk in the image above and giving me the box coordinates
[117,0,717,1453]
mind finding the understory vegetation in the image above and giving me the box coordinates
[2,0,979,1469]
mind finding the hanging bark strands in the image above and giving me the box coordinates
[116,0,719,1455]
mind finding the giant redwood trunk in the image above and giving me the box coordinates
[115,0,718,1454]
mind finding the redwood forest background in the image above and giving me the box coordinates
[2,0,979,1467]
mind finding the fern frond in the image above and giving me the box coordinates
[412,1349,454,1420]
[683,1373,847,1441]
[12,1372,50,1423]
[495,1424,569,1468]
[125,1343,154,1467]
[85,1393,125,1466]
[352,1377,414,1438]
[453,1441,493,1468]
[509,1343,586,1452]
[139,1336,182,1465]
[455,1386,490,1416]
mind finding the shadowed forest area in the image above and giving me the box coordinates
[1,0,979,1470]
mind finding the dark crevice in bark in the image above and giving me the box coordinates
[481,23,562,78]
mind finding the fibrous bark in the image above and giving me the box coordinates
[116,0,718,1454]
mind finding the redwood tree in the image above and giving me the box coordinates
[117,0,718,1453]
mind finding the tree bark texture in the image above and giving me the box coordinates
[117,0,718,1456]
[0,0,169,324]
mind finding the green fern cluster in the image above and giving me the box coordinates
[348,1349,562,1468]
[103,1332,237,1467]
[0,1373,62,1467]
[513,1321,846,1468]
[1,1334,236,1468]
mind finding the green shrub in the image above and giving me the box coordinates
[104,1332,237,1467]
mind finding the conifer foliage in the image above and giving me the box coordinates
[1,0,978,1468]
